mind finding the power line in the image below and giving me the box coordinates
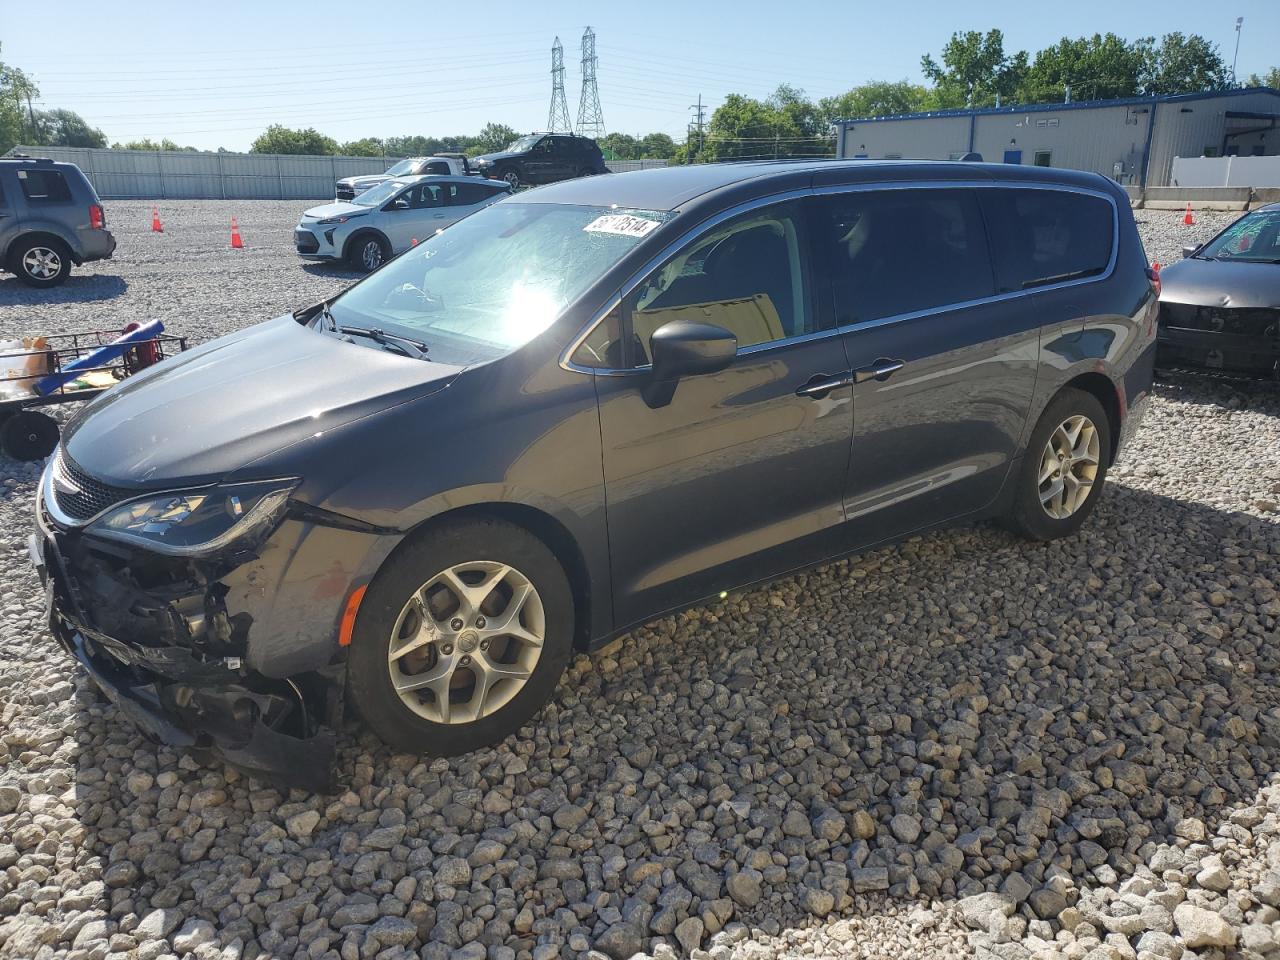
[547,37,572,133]
[688,94,706,159]
[575,26,605,139]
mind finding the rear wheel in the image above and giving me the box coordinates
[1005,387,1111,541]
[347,233,389,272]
[12,237,71,288]
[347,517,574,755]
[1,411,60,462]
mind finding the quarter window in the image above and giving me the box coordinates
[980,189,1113,292]
[17,169,72,203]
[624,200,817,365]
[818,189,995,325]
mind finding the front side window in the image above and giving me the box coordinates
[17,169,72,203]
[1198,209,1280,262]
[624,201,816,365]
[819,189,994,324]
[407,183,444,209]
[981,189,1114,292]
[506,136,541,153]
[330,203,673,364]
[385,159,417,177]
[353,180,407,207]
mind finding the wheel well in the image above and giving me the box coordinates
[342,229,388,261]
[7,231,73,269]
[398,503,594,651]
[1063,372,1122,462]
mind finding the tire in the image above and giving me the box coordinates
[1,411,60,462]
[1005,387,1112,542]
[347,516,575,756]
[12,237,72,288]
[347,233,389,272]
[577,167,596,178]
[498,167,521,189]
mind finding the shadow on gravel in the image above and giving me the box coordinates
[0,274,128,305]
[1155,370,1280,417]
[57,481,1280,956]
[300,262,364,282]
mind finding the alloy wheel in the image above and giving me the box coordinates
[1038,414,1100,519]
[387,561,545,724]
[22,246,62,280]
[361,240,383,270]
[502,171,520,188]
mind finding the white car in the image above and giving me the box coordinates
[295,175,511,271]
[335,156,475,201]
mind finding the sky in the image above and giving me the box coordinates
[2,0,1277,153]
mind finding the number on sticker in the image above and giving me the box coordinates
[583,214,662,238]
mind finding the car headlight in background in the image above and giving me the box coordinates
[89,479,299,556]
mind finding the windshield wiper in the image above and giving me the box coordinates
[337,325,430,359]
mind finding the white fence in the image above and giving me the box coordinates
[1171,155,1280,188]
[6,146,671,199]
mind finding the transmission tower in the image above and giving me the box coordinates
[575,27,605,139]
[547,37,572,133]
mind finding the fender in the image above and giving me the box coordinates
[341,227,391,262]
[1,218,83,263]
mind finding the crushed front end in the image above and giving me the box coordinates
[1156,301,1280,379]
[31,450,391,792]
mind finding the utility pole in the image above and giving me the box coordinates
[688,95,705,163]
[575,27,605,140]
[548,37,572,133]
[1230,17,1244,87]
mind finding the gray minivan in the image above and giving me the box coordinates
[35,160,1157,789]
[0,156,116,287]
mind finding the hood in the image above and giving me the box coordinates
[62,315,461,487]
[474,151,519,165]
[1160,258,1280,310]
[301,201,370,221]
[337,174,390,189]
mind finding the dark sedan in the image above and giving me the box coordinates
[1157,203,1280,378]
[31,160,1157,790]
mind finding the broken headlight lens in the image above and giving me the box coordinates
[89,479,299,556]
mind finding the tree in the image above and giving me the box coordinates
[638,133,676,159]
[1137,33,1229,96]
[0,45,39,154]
[341,137,385,157]
[1019,33,1144,103]
[600,133,638,160]
[472,122,520,155]
[921,29,1028,108]
[250,125,339,155]
[114,138,195,151]
[1246,67,1280,89]
[767,84,828,141]
[31,109,106,148]
[704,93,825,161]
[819,80,933,123]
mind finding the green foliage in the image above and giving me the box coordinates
[1136,33,1229,95]
[818,81,933,123]
[0,44,38,155]
[1019,33,1145,102]
[340,137,385,157]
[1247,67,1280,89]
[113,138,196,151]
[32,109,106,148]
[472,122,521,155]
[250,125,340,155]
[639,133,676,159]
[703,89,831,161]
[921,29,1028,108]
[600,132,638,160]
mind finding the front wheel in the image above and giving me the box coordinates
[1004,388,1111,541]
[498,167,521,189]
[347,234,389,272]
[347,517,574,756]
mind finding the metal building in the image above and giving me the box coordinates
[835,87,1280,187]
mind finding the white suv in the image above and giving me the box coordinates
[295,175,511,271]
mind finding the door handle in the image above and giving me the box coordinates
[853,358,905,384]
[796,372,854,399]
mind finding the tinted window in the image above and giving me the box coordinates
[981,189,1113,292]
[424,161,451,175]
[450,182,503,205]
[406,183,444,209]
[819,189,994,324]
[572,305,624,369]
[626,200,817,364]
[17,169,72,203]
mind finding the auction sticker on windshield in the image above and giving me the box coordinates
[584,214,663,238]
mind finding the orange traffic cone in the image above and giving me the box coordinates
[1183,202,1194,226]
[230,217,244,249]
[411,237,418,246]
[151,207,163,233]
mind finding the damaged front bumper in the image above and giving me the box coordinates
[1157,303,1280,379]
[30,472,395,793]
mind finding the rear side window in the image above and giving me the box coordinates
[450,182,501,205]
[424,161,450,175]
[818,189,995,325]
[17,169,72,203]
[980,189,1113,292]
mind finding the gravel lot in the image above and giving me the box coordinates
[0,200,1278,960]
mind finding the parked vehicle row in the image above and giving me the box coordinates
[31,160,1158,788]
[335,155,477,201]
[470,132,608,189]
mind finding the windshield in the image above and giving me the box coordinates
[505,135,541,153]
[1199,210,1280,262]
[352,180,407,207]
[384,159,417,176]
[330,202,673,364]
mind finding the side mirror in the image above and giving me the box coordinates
[643,321,736,408]
[387,198,410,211]
[1181,245,1198,259]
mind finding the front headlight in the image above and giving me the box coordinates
[317,213,364,225]
[89,479,299,556]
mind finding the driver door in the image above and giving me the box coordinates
[382,182,445,253]
[591,198,855,627]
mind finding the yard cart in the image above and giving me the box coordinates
[0,327,187,462]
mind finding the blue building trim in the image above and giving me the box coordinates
[1139,102,1158,189]
[835,86,1280,128]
